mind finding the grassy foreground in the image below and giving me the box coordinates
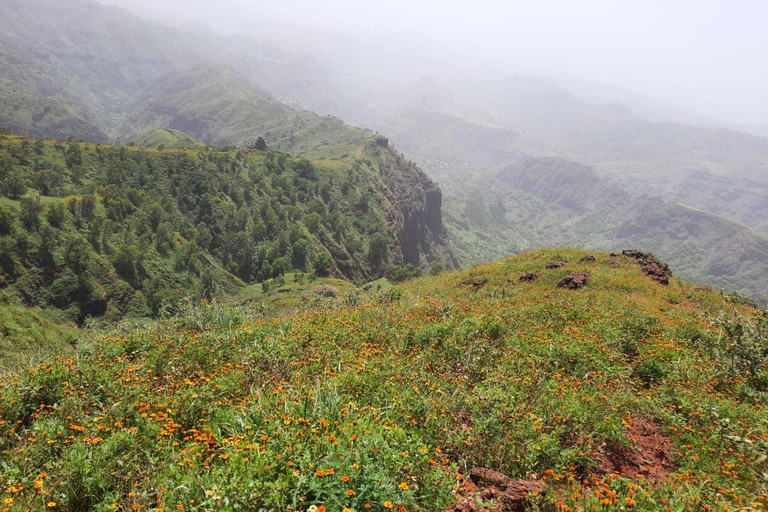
[1,249,767,512]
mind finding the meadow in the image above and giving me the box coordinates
[1,249,767,512]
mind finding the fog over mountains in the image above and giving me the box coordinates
[2,0,768,298]
[101,0,768,129]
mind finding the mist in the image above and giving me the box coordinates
[98,0,768,128]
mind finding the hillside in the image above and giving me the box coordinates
[401,122,768,299]
[1,249,766,511]
[4,0,768,304]
[0,42,107,141]
[125,63,365,153]
[0,0,368,152]
[0,302,79,372]
[0,135,450,323]
[129,129,206,150]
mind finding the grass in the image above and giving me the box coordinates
[0,302,79,373]
[231,273,356,313]
[0,249,766,511]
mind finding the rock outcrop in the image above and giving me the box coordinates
[369,142,456,270]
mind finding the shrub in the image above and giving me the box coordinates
[386,263,423,283]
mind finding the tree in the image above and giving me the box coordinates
[195,223,213,251]
[250,136,269,151]
[155,222,175,255]
[64,236,91,276]
[112,244,143,282]
[0,236,17,275]
[386,263,423,283]
[46,203,68,229]
[272,256,290,278]
[0,206,15,235]
[368,232,390,269]
[20,194,43,230]
[312,251,332,278]
[0,153,15,182]
[65,144,83,169]
[430,261,444,275]
[33,168,64,196]
[291,239,309,271]
[176,240,200,274]
[303,213,322,233]
[1,166,27,199]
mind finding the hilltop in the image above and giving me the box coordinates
[129,129,206,151]
[1,249,766,511]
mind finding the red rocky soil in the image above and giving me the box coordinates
[557,272,591,290]
[595,415,674,482]
[518,272,541,282]
[622,249,673,285]
[545,260,569,269]
[448,416,673,511]
[448,468,547,512]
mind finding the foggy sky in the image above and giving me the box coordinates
[99,0,768,127]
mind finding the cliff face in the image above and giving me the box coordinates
[366,142,456,269]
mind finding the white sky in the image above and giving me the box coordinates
[100,0,768,126]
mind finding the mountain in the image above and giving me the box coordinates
[1,248,765,511]
[0,0,456,327]
[3,0,768,301]
[186,27,768,297]
[125,63,365,154]
[0,42,107,141]
[0,0,353,147]
[0,134,450,323]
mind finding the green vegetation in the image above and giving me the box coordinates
[1,249,766,511]
[0,302,79,373]
[385,263,423,283]
[0,42,107,142]
[129,129,206,151]
[417,151,768,298]
[0,135,447,324]
[130,64,366,154]
[231,273,355,313]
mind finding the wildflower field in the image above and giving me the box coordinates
[1,249,767,512]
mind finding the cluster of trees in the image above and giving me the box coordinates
[0,137,399,322]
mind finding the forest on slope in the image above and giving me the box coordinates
[0,134,450,323]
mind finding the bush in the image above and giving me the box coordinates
[712,310,768,385]
[386,263,423,283]
[312,251,333,278]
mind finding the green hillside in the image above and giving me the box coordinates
[126,63,365,154]
[0,302,79,372]
[0,135,449,324]
[129,129,206,151]
[1,249,766,511]
[386,111,768,298]
[0,42,107,141]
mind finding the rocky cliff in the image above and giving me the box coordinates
[365,141,456,269]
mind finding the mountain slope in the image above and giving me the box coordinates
[0,42,107,141]
[129,128,206,150]
[0,134,450,323]
[352,106,768,297]
[1,249,765,511]
[125,63,365,153]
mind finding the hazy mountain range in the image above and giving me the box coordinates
[2,0,768,297]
